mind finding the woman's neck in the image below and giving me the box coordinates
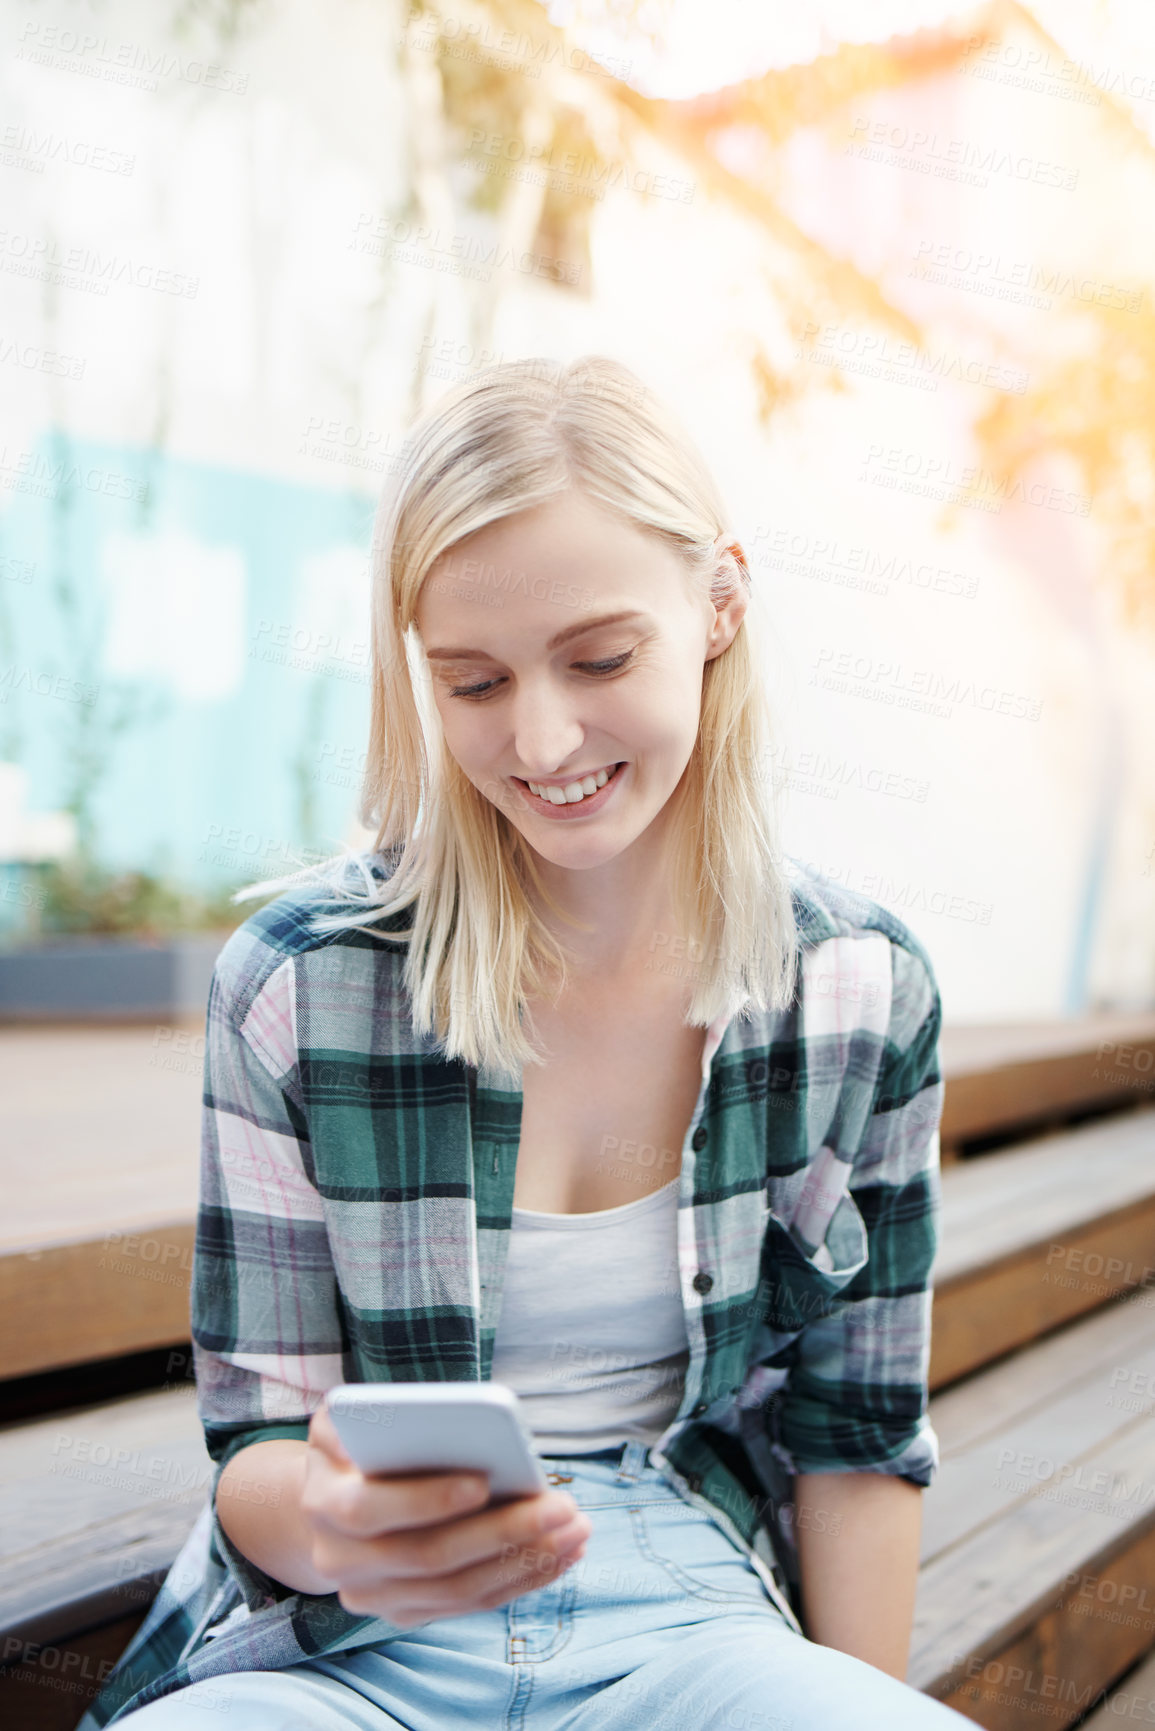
[526,834,687,984]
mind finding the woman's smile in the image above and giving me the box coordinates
[513,761,627,816]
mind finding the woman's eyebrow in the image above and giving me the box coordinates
[423,609,652,662]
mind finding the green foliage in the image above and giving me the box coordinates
[31,856,252,941]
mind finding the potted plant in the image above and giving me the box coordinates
[0,853,250,1023]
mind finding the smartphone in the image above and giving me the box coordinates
[326,1382,549,1504]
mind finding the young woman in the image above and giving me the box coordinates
[82,356,971,1730]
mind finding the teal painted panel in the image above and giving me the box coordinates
[0,432,377,894]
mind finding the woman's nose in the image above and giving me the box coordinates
[511,682,585,776]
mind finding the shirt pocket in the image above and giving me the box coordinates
[756,1184,869,1336]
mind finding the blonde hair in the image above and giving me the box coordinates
[233,355,797,1076]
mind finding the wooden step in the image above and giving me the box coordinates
[4,1293,1155,1731]
[939,1015,1155,1159]
[913,1285,1155,1728]
[0,1612,147,1731]
[930,1108,1155,1390]
[0,1386,208,1728]
[1079,1644,1155,1726]
[0,1025,201,1379]
[2,1018,1151,1386]
[0,1387,209,1647]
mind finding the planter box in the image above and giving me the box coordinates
[0,931,233,1022]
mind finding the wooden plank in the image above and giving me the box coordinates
[930,1112,1155,1390]
[931,1289,1155,1459]
[0,1611,147,1731]
[912,1394,1155,1703]
[0,1498,200,1648]
[0,1388,209,1645]
[0,1225,195,1380]
[939,1017,1155,1076]
[932,1524,1155,1729]
[934,1114,1155,1285]
[913,1290,1155,1723]
[922,1291,1155,1567]
[0,1023,201,1378]
[1079,1644,1155,1728]
[0,1025,201,1255]
[939,1015,1155,1153]
[931,1198,1155,1390]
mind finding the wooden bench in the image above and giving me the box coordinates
[3,1017,1152,1386]
[931,1108,1155,1388]
[1080,1644,1155,1726]
[913,1284,1155,1727]
[10,1286,1155,1731]
[938,1015,1155,1161]
[0,1388,208,1728]
[3,1022,1155,1729]
[0,1024,200,1381]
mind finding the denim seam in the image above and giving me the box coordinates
[628,1505,774,1608]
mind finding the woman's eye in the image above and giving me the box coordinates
[448,677,501,699]
[579,652,634,676]
[448,650,634,701]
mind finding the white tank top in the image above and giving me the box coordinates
[489,1176,690,1454]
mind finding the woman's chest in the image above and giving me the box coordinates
[512,991,708,1213]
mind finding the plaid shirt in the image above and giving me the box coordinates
[79,851,943,1728]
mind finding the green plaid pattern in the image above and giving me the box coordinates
[78,851,943,1727]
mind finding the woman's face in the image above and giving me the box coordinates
[413,489,747,872]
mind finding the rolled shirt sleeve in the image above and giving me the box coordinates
[774,937,944,1485]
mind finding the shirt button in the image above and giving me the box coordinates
[692,1271,714,1294]
[691,1127,709,1151]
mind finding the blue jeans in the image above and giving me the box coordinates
[121,1444,971,1730]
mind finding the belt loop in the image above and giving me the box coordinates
[614,1440,649,1484]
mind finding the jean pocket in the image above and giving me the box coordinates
[628,1499,775,1608]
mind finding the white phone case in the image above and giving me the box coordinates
[326,1382,549,1503]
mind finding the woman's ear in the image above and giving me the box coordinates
[725,541,751,585]
[706,539,751,660]
[711,536,751,591]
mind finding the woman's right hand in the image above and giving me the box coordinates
[298,1402,592,1627]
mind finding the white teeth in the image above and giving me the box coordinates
[528,765,614,805]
